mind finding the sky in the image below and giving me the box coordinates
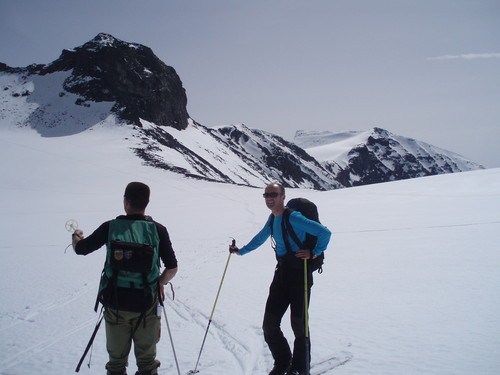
[1,0,499,167]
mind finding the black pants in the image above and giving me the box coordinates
[262,262,313,372]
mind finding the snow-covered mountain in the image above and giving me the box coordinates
[295,128,484,187]
[0,33,342,190]
[0,33,189,130]
[132,121,343,190]
[0,33,484,190]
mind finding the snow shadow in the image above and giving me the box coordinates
[25,71,115,137]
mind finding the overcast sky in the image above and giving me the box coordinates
[1,0,499,167]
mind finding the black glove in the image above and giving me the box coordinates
[229,238,238,254]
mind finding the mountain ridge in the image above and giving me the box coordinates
[295,127,484,187]
[0,33,484,190]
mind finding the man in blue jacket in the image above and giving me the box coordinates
[230,183,331,375]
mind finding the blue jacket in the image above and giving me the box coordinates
[239,211,331,257]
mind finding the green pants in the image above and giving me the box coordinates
[104,303,161,375]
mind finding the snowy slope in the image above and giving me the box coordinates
[134,121,342,190]
[295,128,483,187]
[0,70,116,137]
[0,124,499,375]
[0,68,341,190]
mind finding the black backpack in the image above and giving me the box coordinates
[269,198,325,273]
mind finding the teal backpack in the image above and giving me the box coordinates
[95,218,160,313]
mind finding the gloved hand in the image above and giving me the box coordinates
[228,238,239,254]
[72,229,84,251]
[295,249,312,259]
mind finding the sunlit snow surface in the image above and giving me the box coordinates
[0,122,499,375]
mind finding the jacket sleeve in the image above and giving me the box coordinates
[74,221,110,255]
[238,215,272,255]
[155,222,178,269]
[288,212,332,255]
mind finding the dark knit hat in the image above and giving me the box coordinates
[124,182,150,210]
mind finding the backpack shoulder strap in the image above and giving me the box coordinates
[284,209,305,249]
[268,214,277,251]
[268,214,274,232]
[280,209,292,253]
[269,210,306,253]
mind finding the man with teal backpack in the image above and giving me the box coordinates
[72,182,178,375]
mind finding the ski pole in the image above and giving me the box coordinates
[189,239,235,374]
[304,258,311,375]
[75,309,104,372]
[159,293,181,375]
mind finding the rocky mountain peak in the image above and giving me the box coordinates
[2,33,190,129]
[81,32,125,50]
[370,126,390,138]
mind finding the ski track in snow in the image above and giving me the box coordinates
[311,353,354,374]
[335,220,500,234]
[167,296,266,374]
[1,281,262,375]
[0,281,98,373]
[0,316,97,372]
[0,283,92,333]
[168,296,353,375]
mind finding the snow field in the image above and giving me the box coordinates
[0,125,499,374]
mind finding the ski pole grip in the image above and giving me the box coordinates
[229,237,237,254]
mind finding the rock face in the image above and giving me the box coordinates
[1,33,189,129]
[211,124,342,190]
[133,121,344,190]
[295,127,484,187]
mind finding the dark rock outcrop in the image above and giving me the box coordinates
[1,33,189,129]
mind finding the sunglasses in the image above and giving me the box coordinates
[263,192,281,198]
